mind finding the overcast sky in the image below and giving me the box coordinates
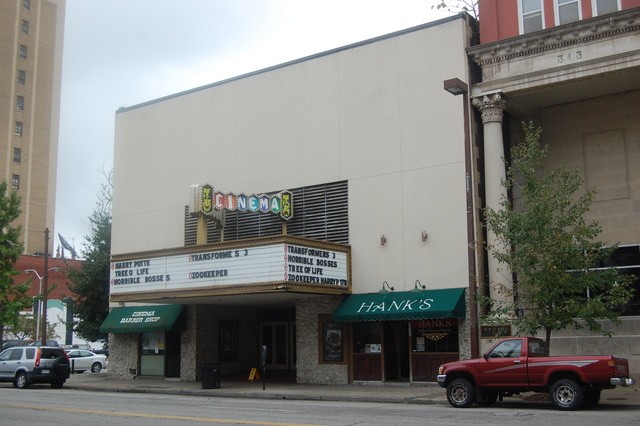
[54,0,452,256]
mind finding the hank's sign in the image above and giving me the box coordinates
[189,184,293,221]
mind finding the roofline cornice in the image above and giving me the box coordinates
[468,8,640,66]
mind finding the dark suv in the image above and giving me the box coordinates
[0,346,70,389]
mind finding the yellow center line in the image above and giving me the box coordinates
[0,403,323,426]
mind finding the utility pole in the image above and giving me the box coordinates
[40,228,49,346]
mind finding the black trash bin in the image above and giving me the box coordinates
[201,363,221,389]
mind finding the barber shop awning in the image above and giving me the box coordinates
[100,304,184,333]
[333,287,466,322]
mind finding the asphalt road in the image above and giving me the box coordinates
[1,386,639,425]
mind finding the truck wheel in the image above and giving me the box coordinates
[446,378,476,408]
[582,390,601,409]
[51,380,65,389]
[15,372,30,389]
[550,379,583,410]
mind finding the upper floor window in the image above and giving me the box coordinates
[14,148,22,164]
[15,121,23,136]
[16,95,24,111]
[18,70,26,85]
[592,0,620,15]
[521,0,544,34]
[12,175,20,190]
[23,0,31,10]
[19,45,27,59]
[21,20,29,35]
[557,0,581,25]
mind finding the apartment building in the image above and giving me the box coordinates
[0,0,65,254]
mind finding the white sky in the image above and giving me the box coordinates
[54,0,453,255]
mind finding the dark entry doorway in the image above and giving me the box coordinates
[384,322,409,381]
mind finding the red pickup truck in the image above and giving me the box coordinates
[437,336,635,410]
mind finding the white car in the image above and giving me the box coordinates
[65,350,107,373]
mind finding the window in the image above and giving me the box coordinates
[21,20,29,35]
[15,121,23,136]
[488,339,523,358]
[14,148,21,163]
[19,45,27,59]
[592,0,620,15]
[23,0,31,10]
[17,70,26,85]
[557,0,581,25]
[521,0,544,34]
[16,95,24,111]
[353,322,382,354]
[12,175,20,190]
[411,319,459,353]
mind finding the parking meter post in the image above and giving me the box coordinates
[261,345,267,391]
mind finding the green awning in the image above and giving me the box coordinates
[100,305,184,333]
[333,287,466,322]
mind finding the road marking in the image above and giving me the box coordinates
[0,403,322,425]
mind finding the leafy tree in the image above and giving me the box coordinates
[68,171,112,343]
[0,181,31,344]
[483,122,634,351]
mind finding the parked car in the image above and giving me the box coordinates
[2,339,31,350]
[437,336,636,410]
[65,349,107,373]
[28,340,60,347]
[0,346,70,389]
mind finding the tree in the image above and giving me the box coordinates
[483,122,634,351]
[68,171,112,343]
[431,0,479,21]
[0,181,30,343]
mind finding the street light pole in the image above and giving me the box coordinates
[444,78,480,359]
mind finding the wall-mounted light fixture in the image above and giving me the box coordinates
[380,234,387,246]
[421,231,428,242]
[379,280,394,294]
[412,279,427,292]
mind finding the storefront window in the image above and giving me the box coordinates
[142,331,165,355]
[353,322,382,354]
[411,319,458,353]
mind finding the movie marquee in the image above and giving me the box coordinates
[110,239,350,295]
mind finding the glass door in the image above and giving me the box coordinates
[260,322,290,369]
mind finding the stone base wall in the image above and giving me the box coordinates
[543,317,640,379]
[106,333,139,380]
[296,296,348,385]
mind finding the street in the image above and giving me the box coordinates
[1,385,638,425]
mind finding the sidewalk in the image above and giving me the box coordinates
[64,372,640,409]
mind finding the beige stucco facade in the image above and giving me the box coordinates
[108,15,477,384]
[113,16,473,295]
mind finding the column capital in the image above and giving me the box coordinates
[472,92,506,124]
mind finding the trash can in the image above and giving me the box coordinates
[201,363,221,389]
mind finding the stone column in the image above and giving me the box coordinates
[472,92,513,306]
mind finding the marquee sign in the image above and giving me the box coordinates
[110,241,349,295]
[189,184,293,222]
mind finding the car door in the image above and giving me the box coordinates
[0,349,16,378]
[474,339,528,387]
[67,350,85,370]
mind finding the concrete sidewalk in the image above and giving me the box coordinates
[63,372,640,409]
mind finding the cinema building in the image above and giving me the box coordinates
[103,14,481,384]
